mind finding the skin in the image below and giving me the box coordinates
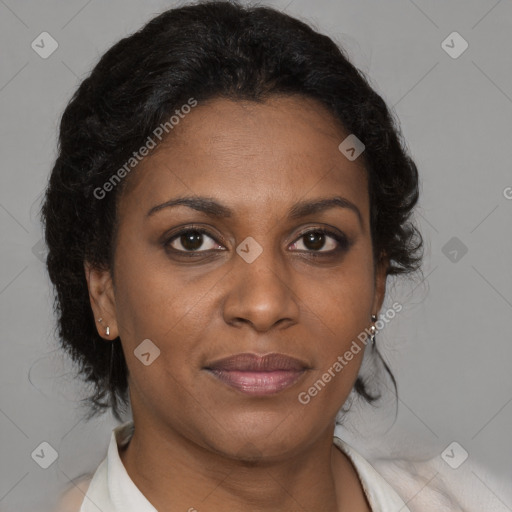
[84,95,389,512]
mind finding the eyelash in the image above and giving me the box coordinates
[163,225,350,257]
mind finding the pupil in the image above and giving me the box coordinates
[182,231,203,251]
[305,232,324,251]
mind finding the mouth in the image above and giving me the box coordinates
[203,352,310,396]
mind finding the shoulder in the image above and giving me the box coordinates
[335,437,463,511]
[372,447,512,512]
[54,475,93,512]
[371,456,465,512]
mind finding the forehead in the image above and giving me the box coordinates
[118,95,369,222]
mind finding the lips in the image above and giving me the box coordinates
[204,353,310,396]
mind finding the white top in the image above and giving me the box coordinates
[77,420,411,512]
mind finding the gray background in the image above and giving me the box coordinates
[0,0,511,511]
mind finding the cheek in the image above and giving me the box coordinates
[300,253,374,389]
[307,254,375,343]
[112,250,213,387]
[112,235,190,341]
[296,276,374,415]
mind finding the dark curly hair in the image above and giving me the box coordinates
[41,0,423,422]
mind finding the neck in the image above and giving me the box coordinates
[118,418,366,512]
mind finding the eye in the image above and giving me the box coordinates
[164,226,350,256]
[289,228,349,253]
[165,228,224,253]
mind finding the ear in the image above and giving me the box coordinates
[84,260,118,340]
[371,251,389,316]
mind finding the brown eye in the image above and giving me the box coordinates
[166,229,223,253]
[290,229,349,253]
[303,232,329,251]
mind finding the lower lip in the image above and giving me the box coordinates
[206,369,306,396]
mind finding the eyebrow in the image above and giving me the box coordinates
[146,195,363,227]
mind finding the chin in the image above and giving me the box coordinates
[201,418,311,462]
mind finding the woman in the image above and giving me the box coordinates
[42,1,441,510]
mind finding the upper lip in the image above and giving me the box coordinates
[204,353,309,372]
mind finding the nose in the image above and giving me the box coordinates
[222,242,300,333]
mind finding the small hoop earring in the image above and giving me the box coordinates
[370,314,378,345]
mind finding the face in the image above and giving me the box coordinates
[85,95,388,460]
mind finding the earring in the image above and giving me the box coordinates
[370,314,378,345]
[97,318,110,337]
